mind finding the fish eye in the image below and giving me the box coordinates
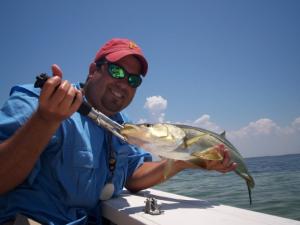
[145,123,151,127]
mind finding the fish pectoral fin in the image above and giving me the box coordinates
[157,157,174,180]
[184,134,208,147]
[191,147,223,161]
[163,159,174,180]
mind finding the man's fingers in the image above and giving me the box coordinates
[39,76,62,102]
[70,90,83,112]
[203,144,238,173]
[57,86,81,110]
[222,149,231,166]
[215,144,231,166]
[219,162,237,173]
[37,64,83,123]
[51,64,63,78]
[51,80,71,104]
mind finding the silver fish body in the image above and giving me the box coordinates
[120,123,255,204]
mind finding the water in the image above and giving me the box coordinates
[154,154,300,221]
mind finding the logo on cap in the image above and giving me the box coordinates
[129,41,138,49]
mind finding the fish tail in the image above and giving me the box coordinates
[235,171,254,205]
[247,181,252,205]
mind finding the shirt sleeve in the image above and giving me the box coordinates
[0,87,41,185]
[0,90,38,141]
[126,145,152,179]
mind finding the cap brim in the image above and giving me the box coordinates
[105,50,148,76]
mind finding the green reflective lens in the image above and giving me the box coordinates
[128,76,142,88]
[107,63,142,88]
[109,64,125,79]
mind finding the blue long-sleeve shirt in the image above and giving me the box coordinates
[0,83,151,224]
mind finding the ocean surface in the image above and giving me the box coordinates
[154,153,300,221]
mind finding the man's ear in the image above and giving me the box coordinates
[88,62,97,76]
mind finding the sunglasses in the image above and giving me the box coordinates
[96,60,142,88]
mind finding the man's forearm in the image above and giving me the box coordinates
[0,111,61,194]
[125,160,188,193]
[125,146,238,193]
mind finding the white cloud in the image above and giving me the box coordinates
[227,118,300,157]
[228,118,280,139]
[137,118,147,124]
[144,96,167,112]
[140,96,300,157]
[192,114,223,133]
[292,117,300,130]
[144,96,167,123]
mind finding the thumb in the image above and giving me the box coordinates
[51,64,63,78]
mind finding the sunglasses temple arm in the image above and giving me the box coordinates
[34,73,127,142]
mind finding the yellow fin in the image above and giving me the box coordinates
[163,159,174,180]
[185,133,208,147]
[191,147,223,160]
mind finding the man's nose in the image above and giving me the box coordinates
[115,77,130,89]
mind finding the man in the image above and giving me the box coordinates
[0,38,236,224]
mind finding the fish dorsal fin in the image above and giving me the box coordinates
[220,131,226,138]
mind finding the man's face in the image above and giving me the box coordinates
[84,55,142,116]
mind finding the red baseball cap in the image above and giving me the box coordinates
[94,38,148,76]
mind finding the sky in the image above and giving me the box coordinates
[0,0,299,157]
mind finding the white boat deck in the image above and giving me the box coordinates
[102,188,300,225]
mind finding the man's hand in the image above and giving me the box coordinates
[179,144,237,173]
[36,64,82,123]
[203,144,237,173]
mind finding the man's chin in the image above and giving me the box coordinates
[101,105,124,116]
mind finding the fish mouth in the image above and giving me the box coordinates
[120,124,151,146]
[120,124,142,136]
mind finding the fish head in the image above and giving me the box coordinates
[120,123,186,151]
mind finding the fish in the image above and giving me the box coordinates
[120,123,255,204]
